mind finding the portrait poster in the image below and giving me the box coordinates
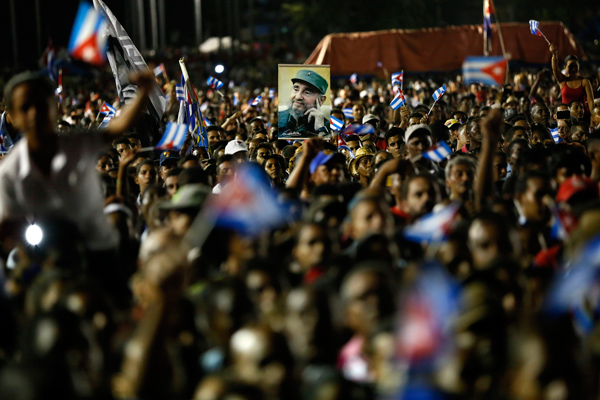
[278,64,331,140]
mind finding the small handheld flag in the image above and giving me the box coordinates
[99,102,116,116]
[432,85,446,102]
[68,2,108,66]
[156,122,189,151]
[153,63,166,77]
[529,20,551,44]
[330,116,344,131]
[251,96,263,106]
[342,124,374,135]
[202,115,213,127]
[350,73,357,85]
[391,71,403,87]
[551,127,563,143]
[343,108,354,119]
[483,0,494,55]
[207,76,224,90]
[422,141,452,162]
[390,91,406,110]
[403,203,461,244]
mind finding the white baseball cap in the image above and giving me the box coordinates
[225,140,248,155]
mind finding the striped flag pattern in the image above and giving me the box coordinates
[156,122,189,150]
[392,71,403,86]
[432,85,447,102]
[330,116,344,131]
[342,124,374,135]
[390,91,406,110]
[175,84,185,102]
[343,108,354,119]
[251,96,262,106]
[551,127,563,143]
[207,76,224,90]
[422,141,452,162]
[529,20,542,36]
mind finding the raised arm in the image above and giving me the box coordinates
[101,70,156,142]
[584,78,595,113]
[285,138,321,194]
[549,44,566,84]
[474,108,503,210]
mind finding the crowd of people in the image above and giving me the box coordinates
[1,39,600,400]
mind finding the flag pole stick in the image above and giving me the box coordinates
[216,90,225,98]
[179,58,202,144]
[489,0,510,84]
[427,99,438,116]
[401,70,404,92]
[139,146,156,152]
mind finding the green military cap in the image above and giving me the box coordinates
[291,69,328,95]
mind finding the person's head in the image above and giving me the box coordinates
[252,143,273,166]
[347,192,393,240]
[225,139,249,163]
[350,148,375,182]
[373,150,392,169]
[445,155,477,200]
[465,118,483,147]
[570,122,587,142]
[531,103,550,127]
[352,103,366,123]
[164,167,182,198]
[134,160,159,192]
[409,112,423,126]
[504,126,529,144]
[178,154,201,169]
[341,266,395,336]
[292,222,334,271]
[404,124,432,159]
[401,174,439,218]
[569,100,585,120]
[249,117,266,133]
[113,137,133,160]
[592,106,600,127]
[468,212,516,269]
[385,128,404,158]
[125,133,142,150]
[530,123,553,148]
[161,184,210,235]
[217,154,236,184]
[506,138,530,169]
[493,151,508,182]
[289,69,328,120]
[4,71,57,139]
[564,54,580,77]
[557,118,572,142]
[345,135,361,154]
[310,151,346,187]
[515,171,551,223]
[159,150,181,181]
[207,126,225,149]
[264,154,285,183]
[95,153,114,175]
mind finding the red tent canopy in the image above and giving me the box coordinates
[305,22,585,75]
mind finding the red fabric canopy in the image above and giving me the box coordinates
[305,22,585,75]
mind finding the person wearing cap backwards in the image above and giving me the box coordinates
[0,69,155,252]
[404,124,443,177]
[278,69,330,137]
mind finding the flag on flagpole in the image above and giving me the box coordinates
[93,0,166,123]
[391,71,403,86]
[483,0,494,56]
[342,124,374,135]
[551,127,563,143]
[390,91,406,110]
[202,115,213,127]
[343,108,354,119]
[529,20,542,37]
[422,141,452,162]
[206,76,224,90]
[432,86,447,102]
[338,133,348,147]
[156,122,189,150]
[403,203,461,244]
[330,115,344,131]
[68,2,107,66]
[175,84,185,102]
[99,102,116,116]
[350,73,357,85]
[463,56,507,87]
[251,96,263,106]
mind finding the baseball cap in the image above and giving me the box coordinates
[291,69,328,95]
[225,139,248,155]
[444,119,462,129]
[158,184,211,211]
[362,114,380,125]
[556,175,599,204]
[309,151,346,175]
[404,124,432,144]
[159,150,180,166]
[504,95,519,106]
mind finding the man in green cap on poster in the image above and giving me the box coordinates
[279,69,330,138]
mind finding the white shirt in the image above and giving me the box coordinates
[0,134,118,251]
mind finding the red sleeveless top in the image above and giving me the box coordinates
[561,81,588,110]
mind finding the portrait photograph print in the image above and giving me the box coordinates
[278,64,331,140]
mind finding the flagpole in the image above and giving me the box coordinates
[427,100,438,116]
[179,58,203,144]
[488,0,509,84]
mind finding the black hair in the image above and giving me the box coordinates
[385,127,404,144]
[135,160,157,175]
[217,154,234,166]
[4,71,55,110]
[401,173,435,200]
[178,154,200,168]
[178,167,209,186]
[165,167,182,178]
[515,170,550,195]
[112,137,132,148]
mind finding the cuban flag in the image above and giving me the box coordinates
[197,163,289,236]
[392,71,403,87]
[483,0,494,55]
[330,115,344,131]
[338,133,348,147]
[269,88,275,99]
[463,56,507,87]
[207,76,224,90]
[99,102,116,116]
[68,2,108,66]
[551,127,563,143]
[403,203,461,244]
[153,63,166,77]
[202,115,213,127]
[390,91,406,110]
[251,96,262,106]
[529,20,543,36]
[422,141,452,162]
[342,124,374,135]
[343,108,354,119]
[350,73,357,85]
[432,85,446,102]
[156,122,189,150]
[175,84,185,102]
